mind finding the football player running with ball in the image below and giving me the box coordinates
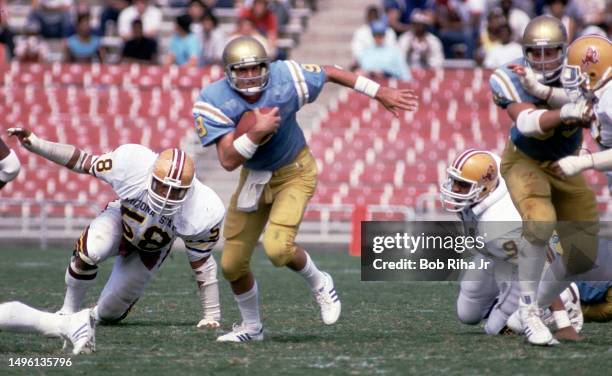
[192,36,418,342]
[8,128,225,331]
[440,149,582,338]
[489,16,599,345]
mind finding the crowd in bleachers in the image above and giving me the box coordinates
[0,0,314,65]
[352,0,611,78]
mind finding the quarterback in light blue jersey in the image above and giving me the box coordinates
[192,36,418,342]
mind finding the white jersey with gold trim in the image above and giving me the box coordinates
[88,144,225,260]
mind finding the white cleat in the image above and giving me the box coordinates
[216,323,263,343]
[197,318,220,329]
[511,302,558,346]
[313,272,341,325]
[62,309,96,355]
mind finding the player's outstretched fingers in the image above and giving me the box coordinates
[197,318,221,329]
[507,64,526,76]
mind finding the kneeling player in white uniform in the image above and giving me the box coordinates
[440,149,582,339]
[8,128,225,330]
[0,136,21,189]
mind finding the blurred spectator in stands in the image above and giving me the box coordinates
[572,0,607,30]
[546,0,577,41]
[27,0,74,39]
[212,0,235,8]
[98,1,132,37]
[188,0,208,35]
[383,0,431,36]
[15,25,49,63]
[398,10,444,68]
[121,18,158,63]
[351,6,396,63]
[479,8,505,55]
[65,14,104,63]
[356,20,411,80]
[229,17,273,57]
[483,23,522,68]
[199,10,226,65]
[165,14,201,66]
[434,0,476,59]
[118,0,162,40]
[239,0,278,52]
[0,2,15,62]
[500,0,530,39]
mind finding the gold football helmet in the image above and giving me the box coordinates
[440,149,500,212]
[561,35,612,97]
[222,36,270,96]
[147,148,195,216]
[522,15,568,83]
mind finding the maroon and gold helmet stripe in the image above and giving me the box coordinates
[453,148,488,170]
[169,148,186,182]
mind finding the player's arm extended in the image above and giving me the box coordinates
[507,101,592,137]
[551,148,612,178]
[7,128,96,175]
[322,65,418,117]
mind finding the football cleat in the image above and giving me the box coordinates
[313,272,341,325]
[216,323,263,343]
[508,302,558,346]
[63,309,96,355]
[197,318,220,329]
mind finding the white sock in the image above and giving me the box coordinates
[0,301,64,337]
[535,250,572,308]
[235,281,261,329]
[297,251,325,291]
[518,238,547,306]
[61,266,96,314]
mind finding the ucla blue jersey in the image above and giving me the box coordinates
[576,281,612,303]
[192,60,326,171]
[489,58,582,161]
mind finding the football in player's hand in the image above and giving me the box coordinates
[235,108,275,145]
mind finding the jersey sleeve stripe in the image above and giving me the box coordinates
[193,102,234,125]
[289,60,310,105]
[492,71,521,103]
[284,60,309,108]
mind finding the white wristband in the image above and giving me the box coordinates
[552,310,572,329]
[355,76,380,98]
[233,134,259,159]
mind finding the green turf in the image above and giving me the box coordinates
[0,245,610,376]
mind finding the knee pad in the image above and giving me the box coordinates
[456,290,487,325]
[96,299,139,325]
[220,240,251,282]
[262,223,296,267]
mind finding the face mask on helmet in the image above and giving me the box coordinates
[560,63,590,102]
[439,150,499,213]
[146,149,194,216]
[440,168,485,212]
[227,61,270,96]
[524,45,566,83]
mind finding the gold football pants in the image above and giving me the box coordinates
[221,147,317,281]
[500,140,599,274]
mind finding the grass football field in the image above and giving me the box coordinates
[0,245,611,375]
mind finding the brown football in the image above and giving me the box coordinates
[235,108,275,145]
